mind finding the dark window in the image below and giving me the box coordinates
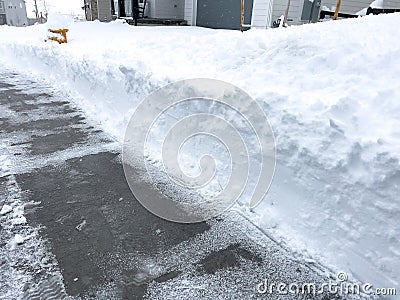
[118,0,126,17]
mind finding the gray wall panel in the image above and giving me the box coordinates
[196,0,254,30]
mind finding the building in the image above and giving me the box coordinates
[0,0,28,26]
[84,0,112,21]
[270,0,400,25]
[88,0,400,29]
[187,0,400,28]
[0,0,6,25]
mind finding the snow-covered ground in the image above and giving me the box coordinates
[1,13,399,292]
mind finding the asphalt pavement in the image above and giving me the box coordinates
[0,72,359,299]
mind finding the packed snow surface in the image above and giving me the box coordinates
[1,13,399,290]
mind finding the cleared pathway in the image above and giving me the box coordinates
[0,71,362,299]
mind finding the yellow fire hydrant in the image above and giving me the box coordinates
[47,29,69,44]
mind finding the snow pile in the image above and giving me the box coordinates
[45,13,70,30]
[0,204,13,215]
[1,14,400,289]
[357,0,383,15]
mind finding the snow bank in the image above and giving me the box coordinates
[45,13,70,30]
[1,14,400,289]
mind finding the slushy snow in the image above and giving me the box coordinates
[1,13,399,290]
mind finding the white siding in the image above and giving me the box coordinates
[322,0,400,13]
[252,0,274,28]
[184,0,196,25]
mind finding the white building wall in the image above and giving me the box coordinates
[184,0,196,25]
[4,0,28,26]
[252,0,274,28]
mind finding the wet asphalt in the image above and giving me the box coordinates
[0,72,354,299]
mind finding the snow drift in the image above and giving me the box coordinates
[1,13,399,290]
